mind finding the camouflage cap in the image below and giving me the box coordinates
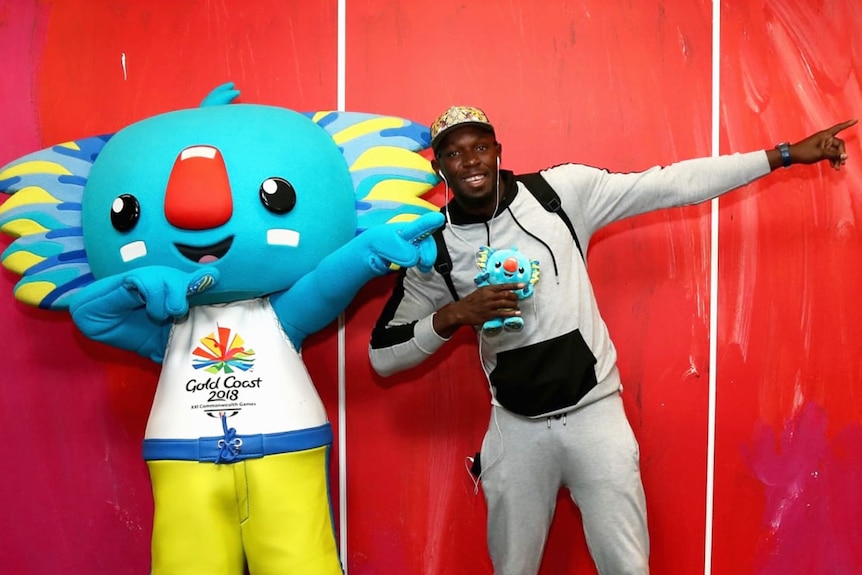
[430,105,495,151]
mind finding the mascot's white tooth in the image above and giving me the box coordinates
[120,240,148,262]
[267,229,300,247]
[180,146,217,160]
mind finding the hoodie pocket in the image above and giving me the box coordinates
[490,329,597,416]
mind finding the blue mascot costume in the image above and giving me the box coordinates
[0,82,443,575]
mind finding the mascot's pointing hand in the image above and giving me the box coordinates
[365,212,444,274]
[123,266,219,320]
[69,266,220,362]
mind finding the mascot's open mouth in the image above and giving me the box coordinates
[175,236,234,263]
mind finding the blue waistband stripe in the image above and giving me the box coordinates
[142,424,333,462]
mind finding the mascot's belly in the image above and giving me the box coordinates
[145,298,327,440]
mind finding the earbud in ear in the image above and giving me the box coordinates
[496,156,501,167]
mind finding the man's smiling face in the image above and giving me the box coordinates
[432,125,501,217]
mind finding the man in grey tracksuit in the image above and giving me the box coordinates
[369,105,855,575]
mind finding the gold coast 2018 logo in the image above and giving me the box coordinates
[192,326,255,373]
[189,326,259,415]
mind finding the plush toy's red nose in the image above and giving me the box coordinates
[164,145,233,230]
[503,257,519,273]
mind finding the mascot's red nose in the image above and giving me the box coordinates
[504,257,519,273]
[164,145,233,230]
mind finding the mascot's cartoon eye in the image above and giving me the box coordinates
[260,177,297,214]
[110,194,141,232]
[494,262,502,269]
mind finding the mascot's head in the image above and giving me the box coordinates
[476,246,540,287]
[0,82,439,308]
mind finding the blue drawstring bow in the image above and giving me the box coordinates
[215,413,243,463]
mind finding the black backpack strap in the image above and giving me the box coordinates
[516,172,584,260]
[432,225,460,301]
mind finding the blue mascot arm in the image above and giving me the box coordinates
[271,212,443,348]
[68,266,219,363]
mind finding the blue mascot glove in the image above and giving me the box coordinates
[122,266,218,320]
[365,212,444,274]
[69,266,219,362]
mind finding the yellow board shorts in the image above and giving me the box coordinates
[147,446,342,575]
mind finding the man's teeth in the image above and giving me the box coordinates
[465,175,484,183]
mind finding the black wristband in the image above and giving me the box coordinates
[776,142,792,168]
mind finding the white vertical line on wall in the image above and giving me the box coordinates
[337,0,348,571]
[338,0,346,111]
[704,1,720,574]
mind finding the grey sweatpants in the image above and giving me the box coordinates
[479,392,649,575]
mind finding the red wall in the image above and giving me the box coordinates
[1,1,860,574]
[715,3,862,573]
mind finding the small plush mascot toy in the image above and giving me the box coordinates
[0,82,443,575]
[473,246,540,334]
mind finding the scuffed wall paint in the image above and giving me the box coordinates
[744,403,862,574]
[0,0,48,163]
[715,1,862,574]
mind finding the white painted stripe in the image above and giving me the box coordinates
[337,0,348,571]
[338,0,346,112]
[704,1,721,574]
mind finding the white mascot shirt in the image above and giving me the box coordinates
[145,298,327,440]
